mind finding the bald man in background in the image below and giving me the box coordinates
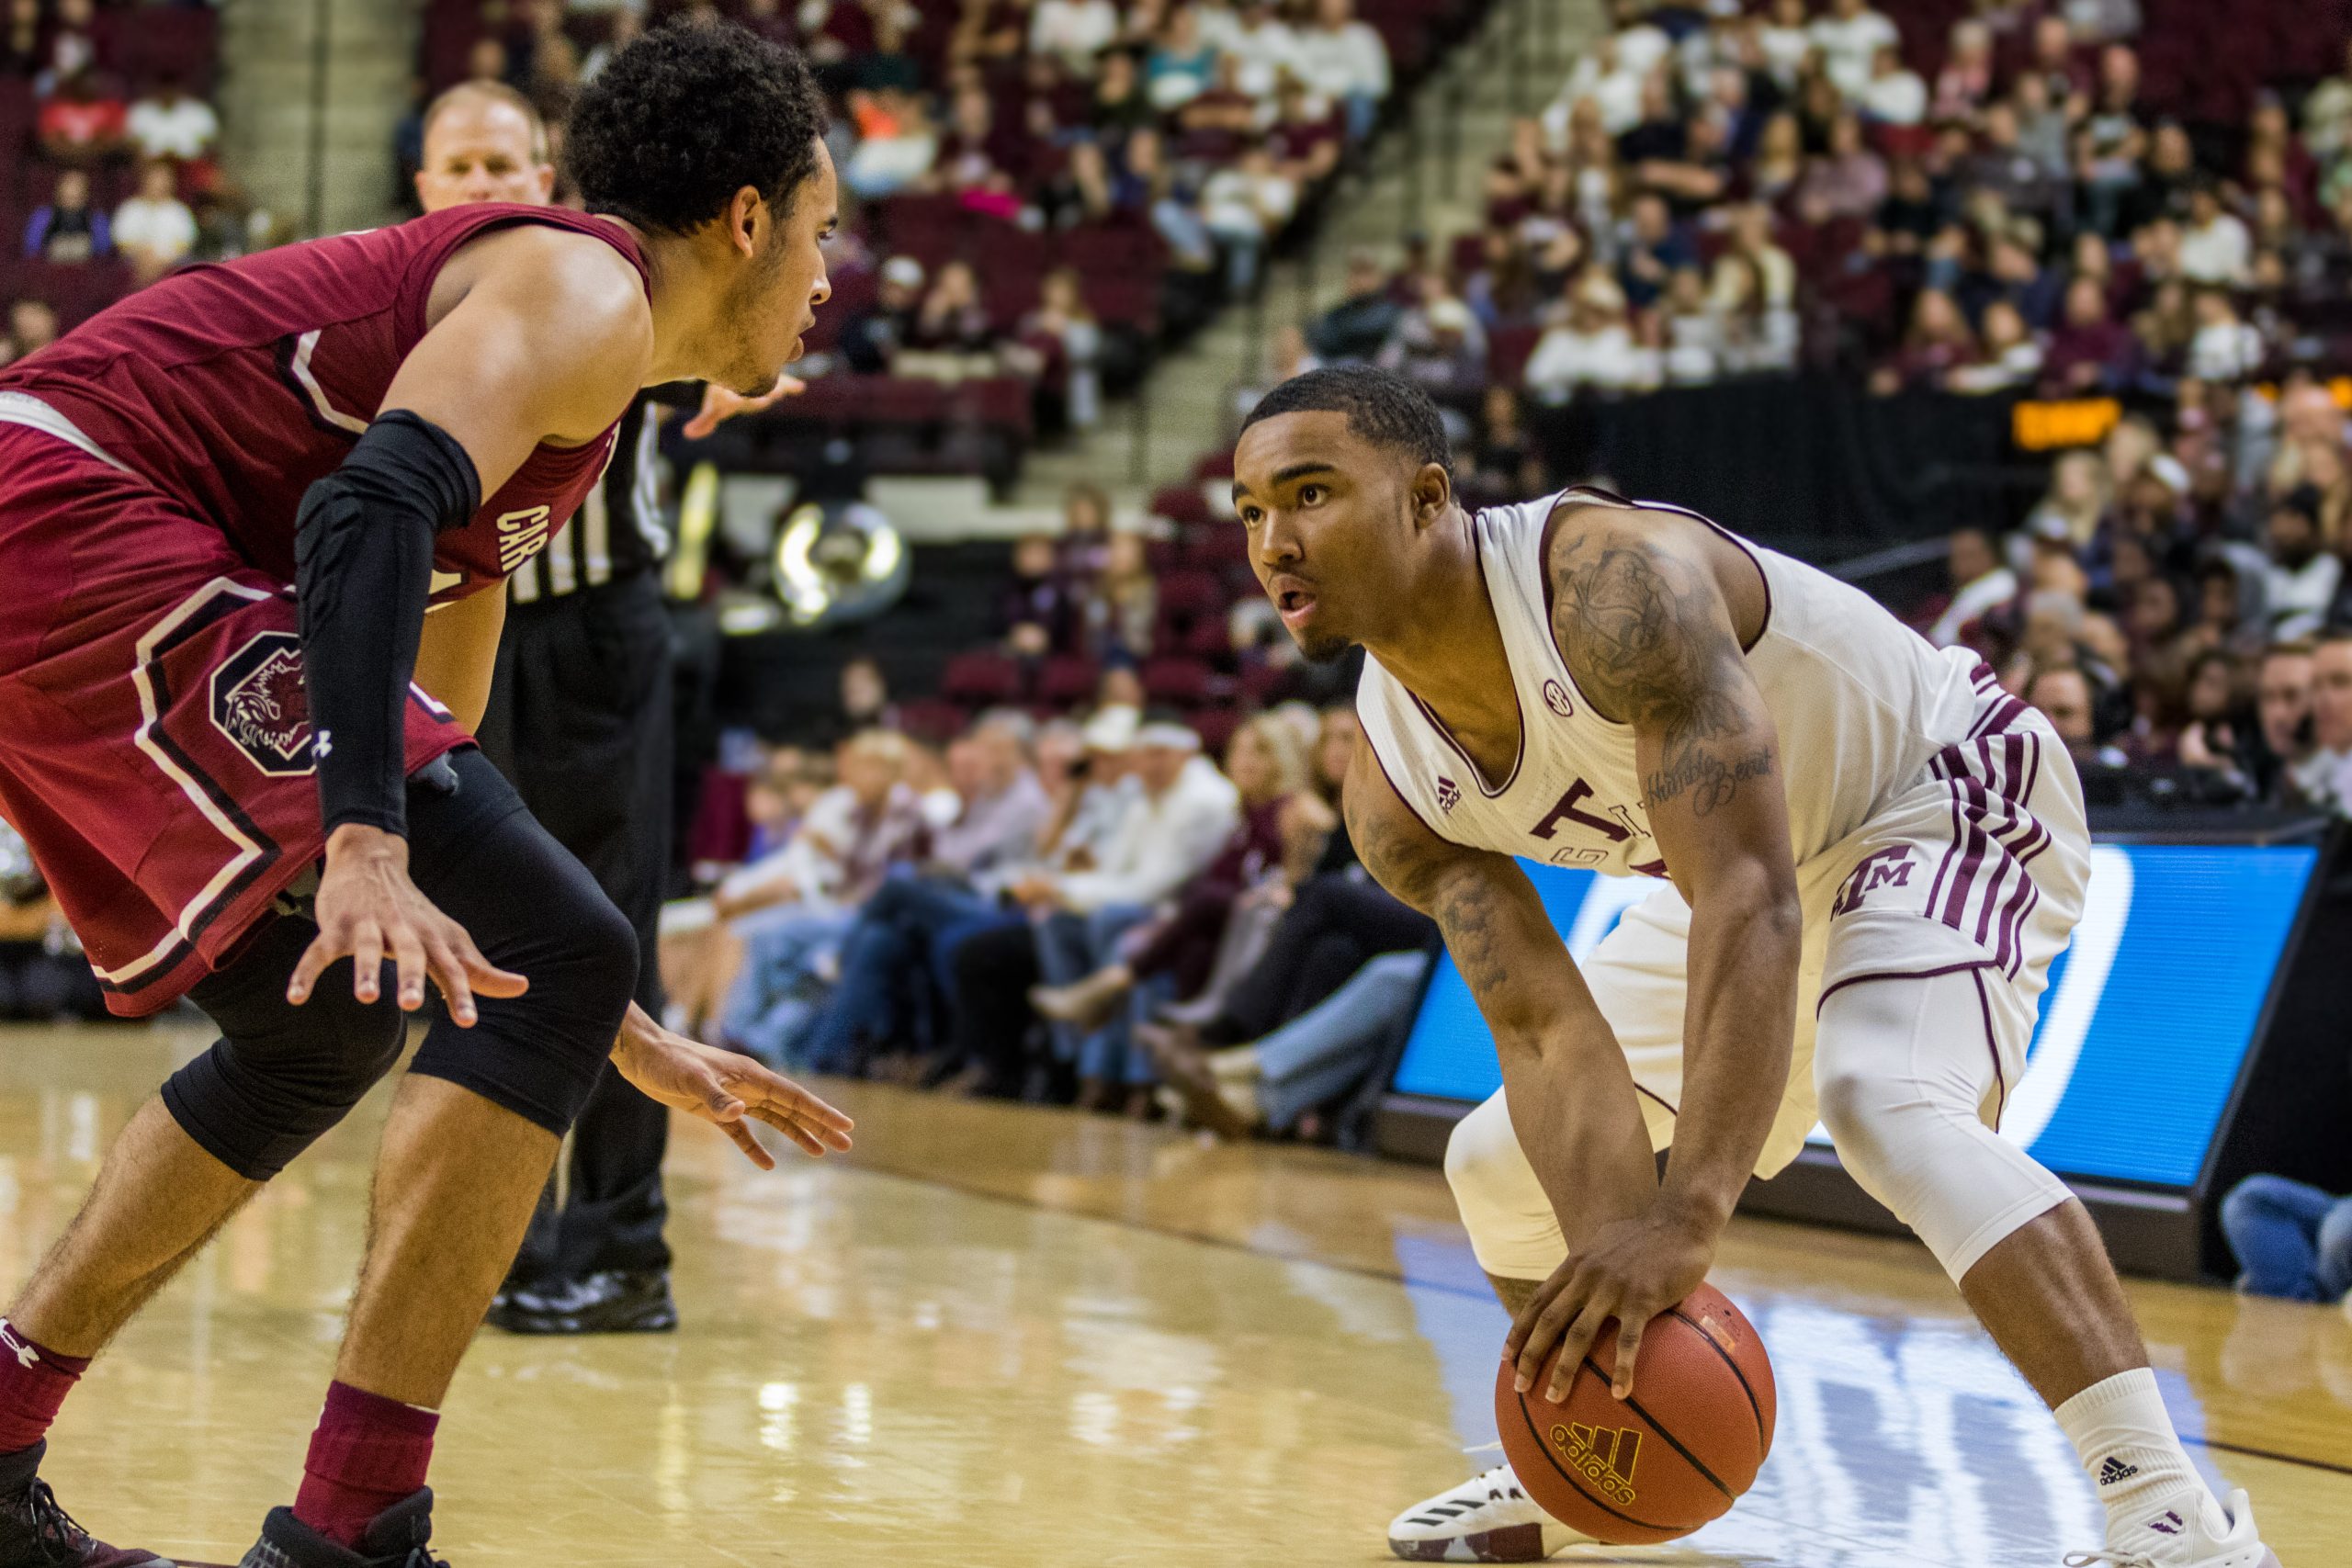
[413,82,792,1334]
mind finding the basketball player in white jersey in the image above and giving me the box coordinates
[1229,368,2278,1568]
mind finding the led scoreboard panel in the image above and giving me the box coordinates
[1389,844,2321,1190]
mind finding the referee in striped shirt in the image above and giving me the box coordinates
[415,81,795,1335]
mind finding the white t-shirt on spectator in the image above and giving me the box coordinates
[1291,20,1391,103]
[1610,22,1674,82]
[2187,318,2263,381]
[113,196,197,266]
[1927,565,2018,648]
[128,96,219,162]
[2265,554,2343,642]
[1054,758,1239,912]
[1030,0,1121,71]
[2291,748,2352,817]
[1227,18,1304,99]
[1860,67,1928,125]
[2178,212,2252,285]
[1810,7,1901,97]
[1523,323,1657,402]
[1758,19,1814,88]
[1201,168,1299,237]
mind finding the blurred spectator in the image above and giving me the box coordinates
[907,259,997,357]
[113,161,197,284]
[1795,111,1888,223]
[128,73,220,167]
[2183,288,2262,383]
[1946,299,2044,393]
[2028,661,2105,759]
[581,7,644,84]
[2026,450,2111,557]
[2042,274,2138,393]
[1031,0,1121,76]
[1308,251,1404,363]
[0,0,35,76]
[2254,640,2318,806]
[1928,525,2018,649]
[1858,44,1926,128]
[1202,141,1299,294]
[2178,184,2251,287]
[1146,6,1219,110]
[932,712,1056,881]
[1871,288,1975,395]
[0,299,59,368]
[1933,19,1996,122]
[1376,293,1486,420]
[2175,648,2256,793]
[1525,267,1651,401]
[1293,0,1391,143]
[2221,1175,2352,1303]
[840,254,924,374]
[2296,631,2352,814]
[1000,533,1084,658]
[2264,490,2341,643]
[809,655,900,750]
[36,70,126,166]
[24,169,109,265]
[1227,0,1305,102]
[1019,267,1105,430]
[2303,39,2352,162]
[1617,190,1697,310]
[1811,0,1901,99]
[1084,530,1159,662]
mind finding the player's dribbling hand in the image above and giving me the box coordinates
[681,373,807,439]
[288,824,528,1025]
[1503,1201,1716,1404]
[611,1004,854,1170]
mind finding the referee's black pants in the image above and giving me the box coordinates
[476,569,675,1281]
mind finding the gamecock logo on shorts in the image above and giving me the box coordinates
[210,631,316,777]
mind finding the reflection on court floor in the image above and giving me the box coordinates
[0,1028,2342,1564]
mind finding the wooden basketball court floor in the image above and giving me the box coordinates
[0,1022,2346,1565]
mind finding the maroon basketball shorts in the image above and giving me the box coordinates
[0,418,468,1016]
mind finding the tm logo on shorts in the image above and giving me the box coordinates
[210,630,316,777]
[1830,845,1916,918]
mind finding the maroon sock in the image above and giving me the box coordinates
[291,1382,439,1548]
[0,1320,90,1455]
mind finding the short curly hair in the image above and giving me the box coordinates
[564,23,826,237]
[1240,366,1453,477]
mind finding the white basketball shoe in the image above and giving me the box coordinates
[1386,1460,1592,1562]
[2064,1489,2282,1568]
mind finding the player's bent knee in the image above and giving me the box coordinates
[166,944,412,1179]
[409,862,639,1139]
[1444,1094,1562,1279]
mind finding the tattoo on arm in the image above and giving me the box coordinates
[1343,764,1514,995]
[1549,528,1776,818]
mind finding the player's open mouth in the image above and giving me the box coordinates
[1274,583,1316,626]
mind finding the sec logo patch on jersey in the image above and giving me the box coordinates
[1542,679,1573,717]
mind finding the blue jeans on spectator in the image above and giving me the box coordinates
[720,906,855,1068]
[1035,903,1155,1084]
[1255,951,1429,1130]
[794,873,1018,1071]
[2220,1175,2352,1303]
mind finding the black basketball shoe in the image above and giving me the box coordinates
[0,1442,168,1568]
[485,1269,676,1336]
[237,1490,444,1568]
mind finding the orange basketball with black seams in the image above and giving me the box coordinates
[1492,1282,1774,1545]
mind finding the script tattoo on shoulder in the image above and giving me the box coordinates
[1549,525,1775,819]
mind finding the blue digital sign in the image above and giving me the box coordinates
[1390,844,2320,1190]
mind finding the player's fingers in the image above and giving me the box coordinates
[424,936,477,1026]
[351,923,385,1004]
[286,930,341,1005]
[389,924,428,1011]
[440,919,527,998]
[1548,1301,1614,1404]
[750,1103,842,1155]
[722,1118,777,1171]
[1512,1280,1582,1393]
[726,1065,854,1134]
[1502,1276,1560,1363]
[1611,1316,1647,1400]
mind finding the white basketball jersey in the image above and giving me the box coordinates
[1356,488,1989,877]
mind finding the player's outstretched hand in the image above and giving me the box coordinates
[681,372,807,439]
[1503,1201,1715,1404]
[611,1003,854,1170]
[288,824,528,1026]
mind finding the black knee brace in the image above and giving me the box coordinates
[170,917,411,1179]
[401,749,640,1137]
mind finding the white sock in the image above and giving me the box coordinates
[2053,1369,2228,1556]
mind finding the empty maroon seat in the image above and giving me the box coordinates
[1155,569,1227,622]
[1151,483,1212,526]
[1035,655,1101,706]
[895,697,968,745]
[939,650,1024,705]
[1140,656,1214,706]
[1189,705,1243,759]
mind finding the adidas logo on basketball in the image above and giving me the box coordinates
[1549,1422,1642,1508]
[2098,1457,2140,1487]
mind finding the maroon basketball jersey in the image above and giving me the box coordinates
[0,203,650,603]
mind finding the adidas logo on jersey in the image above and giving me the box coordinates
[496,505,553,572]
[1435,776,1461,813]
[2098,1458,2140,1487]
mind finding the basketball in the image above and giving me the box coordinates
[1492,1282,1776,1546]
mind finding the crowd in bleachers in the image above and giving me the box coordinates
[413,0,1484,470]
[0,0,241,365]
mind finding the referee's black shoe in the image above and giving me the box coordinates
[0,1441,168,1568]
[238,1490,442,1568]
[485,1269,677,1336]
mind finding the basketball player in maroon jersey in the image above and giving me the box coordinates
[0,28,853,1567]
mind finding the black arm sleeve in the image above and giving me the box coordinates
[293,410,482,840]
